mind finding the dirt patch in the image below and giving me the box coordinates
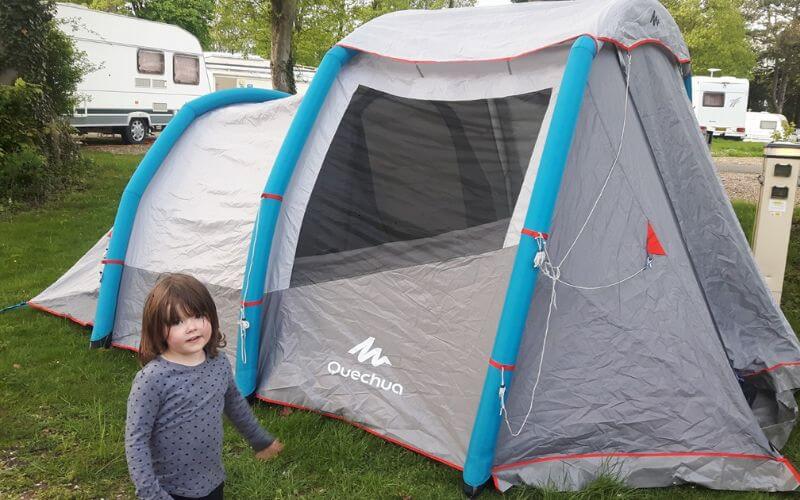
[77,132,157,155]
[714,156,762,174]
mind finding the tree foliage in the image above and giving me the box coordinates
[0,0,89,210]
[132,0,215,49]
[71,0,215,49]
[212,0,477,68]
[663,0,756,79]
[0,0,87,115]
[744,0,800,117]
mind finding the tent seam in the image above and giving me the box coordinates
[337,35,689,65]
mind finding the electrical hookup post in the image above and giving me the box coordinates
[461,35,598,497]
[752,143,800,304]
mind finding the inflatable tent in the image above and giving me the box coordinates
[31,0,800,494]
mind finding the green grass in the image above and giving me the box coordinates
[0,151,798,499]
[710,138,767,157]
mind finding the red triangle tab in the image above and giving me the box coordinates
[646,222,666,256]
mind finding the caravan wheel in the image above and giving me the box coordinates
[122,118,148,144]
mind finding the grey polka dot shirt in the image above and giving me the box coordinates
[125,354,274,499]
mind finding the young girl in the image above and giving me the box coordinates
[125,273,283,500]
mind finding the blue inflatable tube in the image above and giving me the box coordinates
[461,36,597,492]
[90,88,289,348]
[235,46,357,396]
[683,74,692,99]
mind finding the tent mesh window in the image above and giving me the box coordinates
[291,85,551,286]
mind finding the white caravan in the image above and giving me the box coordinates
[56,3,211,143]
[691,74,749,139]
[204,52,316,94]
[745,111,786,142]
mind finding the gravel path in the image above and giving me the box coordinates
[718,172,763,204]
[713,156,761,174]
[77,133,158,155]
[715,157,799,206]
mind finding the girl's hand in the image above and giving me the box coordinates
[255,439,284,461]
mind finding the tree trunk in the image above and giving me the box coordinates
[771,67,780,113]
[774,69,789,115]
[270,0,297,94]
[779,76,789,114]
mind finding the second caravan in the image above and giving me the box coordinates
[691,73,749,139]
[204,52,316,94]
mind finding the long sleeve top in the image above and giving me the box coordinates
[125,353,274,499]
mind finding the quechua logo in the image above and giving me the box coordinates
[326,337,404,395]
[348,336,392,367]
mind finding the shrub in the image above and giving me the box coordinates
[0,0,90,212]
[773,119,797,142]
[0,79,89,210]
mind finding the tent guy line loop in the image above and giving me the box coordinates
[0,301,28,314]
[500,50,636,438]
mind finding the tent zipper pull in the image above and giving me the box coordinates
[498,366,507,416]
[533,236,547,268]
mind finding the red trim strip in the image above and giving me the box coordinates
[27,301,94,328]
[337,34,689,66]
[521,228,548,240]
[597,36,690,63]
[254,394,463,471]
[493,450,796,473]
[101,259,124,266]
[242,298,264,308]
[779,457,800,484]
[489,359,515,371]
[29,302,141,355]
[261,193,283,202]
[744,361,800,378]
[111,342,140,353]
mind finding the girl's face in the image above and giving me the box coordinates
[164,312,212,358]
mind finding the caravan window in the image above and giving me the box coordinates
[137,49,164,75]
[702,92,725,107]
[173,54,200,85]
[291,85,552,286]
[760,120,778,130]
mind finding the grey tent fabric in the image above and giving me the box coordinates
[492,47,799,491]
[254,85,556,467]
[338,0,689,64]
[628,44,800,448]
[28,231,109,325]
[257,247,516,467]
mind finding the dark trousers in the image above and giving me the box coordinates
[171,482,223,500]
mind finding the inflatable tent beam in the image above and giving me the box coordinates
[89,88,290,348]
[235,46,357,396]
[462,35,598,494]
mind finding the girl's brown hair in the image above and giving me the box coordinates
[139,273,226,366]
